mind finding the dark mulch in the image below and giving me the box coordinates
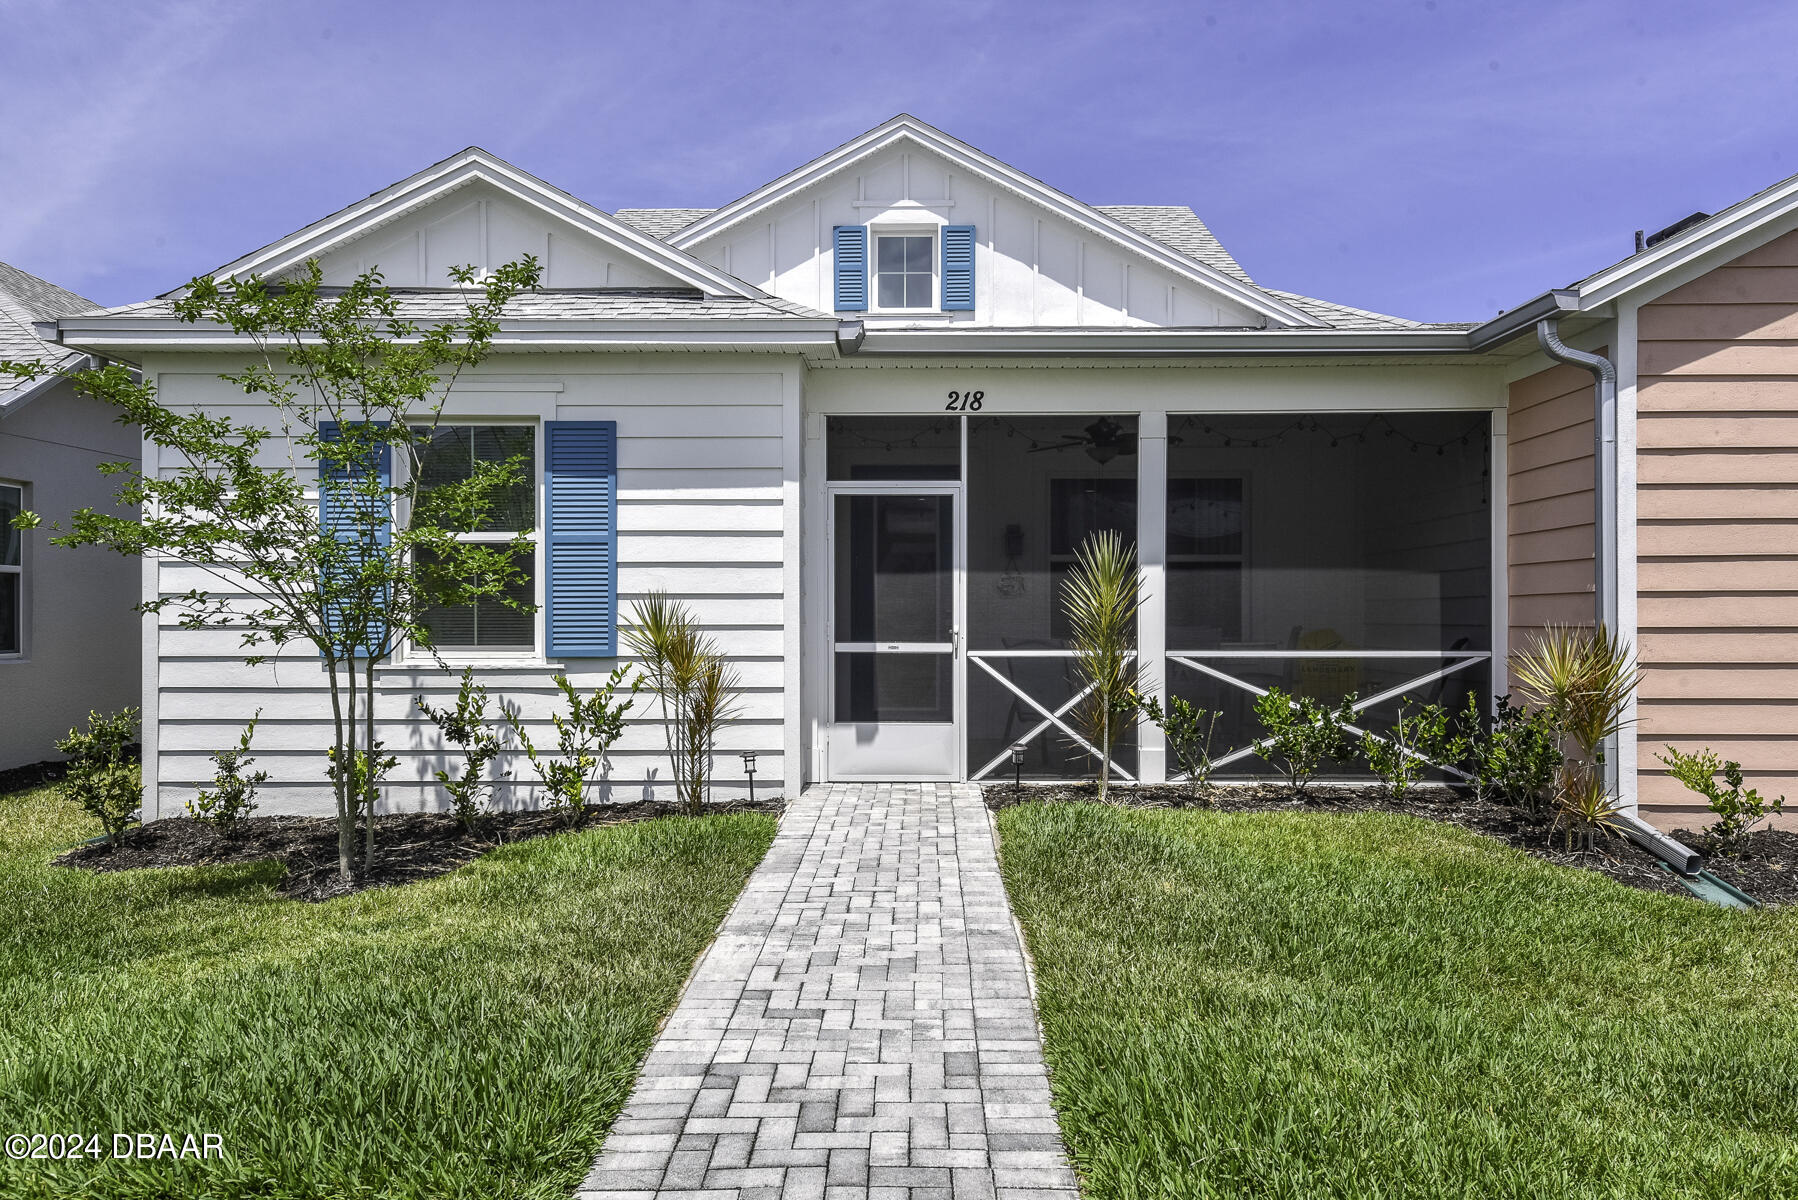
[1676,827,1798,907]
[56,797,788,902]
[981,781,1758,904]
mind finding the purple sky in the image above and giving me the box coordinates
[5,0,1796,322]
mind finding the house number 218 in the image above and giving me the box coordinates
[945,390,985,411]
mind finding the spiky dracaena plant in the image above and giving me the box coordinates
[626,593,742,814]
[1511,624,1638,851]
[1061,530,1144,803]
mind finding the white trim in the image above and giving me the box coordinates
[0,482,23,661]
[194,149,763,300]
[868,226,939,314]
[140,419,161,819]
[1136,411,1168,783]
[1489,404,1509,705]
[781,363,805,794]
[1616,301,1641,814]
[668,115,1323,329]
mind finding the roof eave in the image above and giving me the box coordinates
[851,327,1482,357]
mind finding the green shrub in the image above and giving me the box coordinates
[1139,695,1219,803]
[507,668,639,827]
[626,594,741,814]
[1659,745,1786,855]
[417,668,509,830]
[1253,688,1357,795]
[55,707,142,849]
[1360,700,1454,800]
[1512,624,1638,849]
[187,710,268,833]
[1462,692,1562,815]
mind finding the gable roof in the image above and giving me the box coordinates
[665,114,1326,329]
[194,148,765,301]
[617,198,1434,331]
[0,261,99,411]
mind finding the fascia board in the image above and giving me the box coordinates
[201,152,763,301]
[670,118,1325,329]
[51,319,839,355]
[1574,172,1798,310]
[854,328,1476,356]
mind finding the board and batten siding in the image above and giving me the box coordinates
[145,358,794,818]
[1635,227,1798,825]
[1507,359,1597,651]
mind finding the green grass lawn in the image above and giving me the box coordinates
[0,783,776,1200]
[998,802,1798,1200]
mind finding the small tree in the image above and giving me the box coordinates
[1139,695,1219,803]
[1659,746,1785,856]
[1253,687,1357,796]
[56,708,142,849]
[188,711,268,833]
[1061,531,1144,802]
[4,258,542,883]
[626,594,741,814]
[506,668,639,827]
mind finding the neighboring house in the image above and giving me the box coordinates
[29,115,1798,830]
[0,262,141,771]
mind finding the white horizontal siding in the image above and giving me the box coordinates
[148,357,798,819]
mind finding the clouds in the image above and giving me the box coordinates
[2,0,1795,319]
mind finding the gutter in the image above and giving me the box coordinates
[851,327,1477,357]
[1536,316,1622,798]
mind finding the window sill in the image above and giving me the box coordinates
[381,653,572,674]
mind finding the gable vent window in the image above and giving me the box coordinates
[875,234,935,309]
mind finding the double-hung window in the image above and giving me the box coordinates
[410,424,537,651]
[874,233,934,310]
[0,483,20,656]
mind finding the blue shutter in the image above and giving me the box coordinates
[941,225,976,311]
[833,225,868,311]
[317,421,391,659]
[545,421,617,658]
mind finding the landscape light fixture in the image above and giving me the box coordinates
[741,750,757,805]
[1010,742,1027,793]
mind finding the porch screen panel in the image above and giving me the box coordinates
[966,415,1139,779]
[1164,412,1491,779]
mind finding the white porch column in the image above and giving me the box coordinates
[1137,410,1168,784]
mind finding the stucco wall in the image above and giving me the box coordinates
[1635,227,1798,826]
[1506,359,1597,652]
[0,380,143,769]
[142,354,797,818]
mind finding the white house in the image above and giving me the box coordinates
[0,262,141,770]
[35,115,1798,828]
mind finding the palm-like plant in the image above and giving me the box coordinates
[1510,624,1638,850]
[1061,530,1145,802]
[626,592,742,814]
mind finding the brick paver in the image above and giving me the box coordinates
[577,782,1080,1200]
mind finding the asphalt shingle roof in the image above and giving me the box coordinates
[0,261,100,405]
[613,208,715,239]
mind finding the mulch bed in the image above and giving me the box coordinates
[984,781,1796,907]
[55,797,788,902]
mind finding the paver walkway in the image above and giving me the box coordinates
[578,782,1079,1200]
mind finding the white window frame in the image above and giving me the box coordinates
[400,419,542,662]
[0,481,22,660]
[869,227,938,313]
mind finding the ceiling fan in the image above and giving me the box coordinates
[1026,417,1138,464]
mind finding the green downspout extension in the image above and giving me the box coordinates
[1662,865,1758,910]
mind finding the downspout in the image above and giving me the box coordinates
[1535,318,1621,797]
